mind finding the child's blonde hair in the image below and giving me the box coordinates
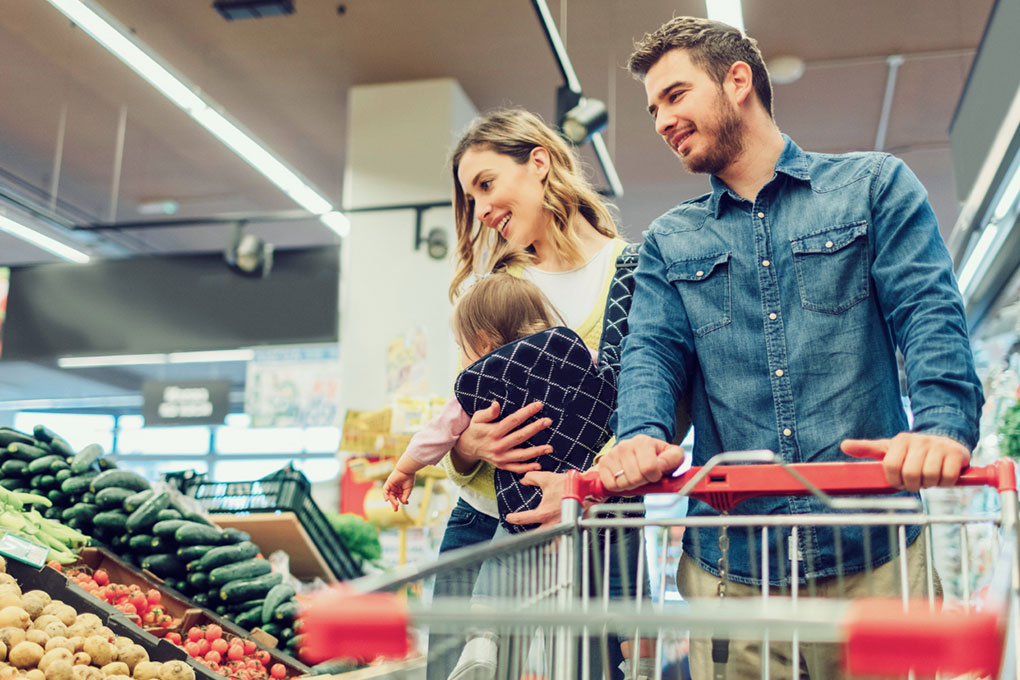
[452,270,563,358]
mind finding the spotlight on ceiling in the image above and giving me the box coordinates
[420,227,448,261]
[225,222,273,277]
[556,86,609,145]
[767,55,806,85]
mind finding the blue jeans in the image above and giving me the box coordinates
[426,498,499,679]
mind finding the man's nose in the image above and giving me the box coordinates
[655,110,675,138]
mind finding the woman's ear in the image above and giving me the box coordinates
[529,147,551,181]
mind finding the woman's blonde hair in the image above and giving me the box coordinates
[449,109,618,301]
[452,268,563,358]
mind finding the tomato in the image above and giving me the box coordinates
[166,632,182,645]
[187,627,204,643]
[254,650,270,667]
[227,645,245,661]
[198,638,211,656]
[147,589,161,605]
[205,624,223,642]
[269,664,286,679]
[205,650,222,665]
[211,638,228,654]
[93,569,110,586]
[184,641,201,658]
[242,640,256,655]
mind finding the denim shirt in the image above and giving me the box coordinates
[615,135,983,586]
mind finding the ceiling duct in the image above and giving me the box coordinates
[213,0,294,21]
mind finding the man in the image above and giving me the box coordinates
[595,16,984,679]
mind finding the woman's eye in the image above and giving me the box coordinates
[480,179,492,191]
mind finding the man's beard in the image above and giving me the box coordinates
[680,95,744,175]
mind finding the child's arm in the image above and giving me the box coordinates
[382,455,423,511]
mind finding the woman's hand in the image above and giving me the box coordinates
[450,400,552,474]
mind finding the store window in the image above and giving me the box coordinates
[116,415,210,455]
[13,412,115,452]
[215,414,303,454]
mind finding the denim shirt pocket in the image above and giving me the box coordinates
[790,221,869,314]
[665,252,732,337]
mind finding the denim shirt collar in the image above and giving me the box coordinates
[707,134,812,217]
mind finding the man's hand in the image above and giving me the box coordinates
[505,471,568,528]
[841,432,971,492]
[597,434,686,494]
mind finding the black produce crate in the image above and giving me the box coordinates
[189,465,362,581]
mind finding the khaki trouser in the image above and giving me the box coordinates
[677,533,941,680]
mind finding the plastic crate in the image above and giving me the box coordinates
[189,465,362,581]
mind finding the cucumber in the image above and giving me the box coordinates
[195,541,260,572]
[129,534,155,553]
[226,597,265,614]
[261,584,296,624]
[186,571,210,591]
[141,553,185,579]
[219,528,251,545]
[182,511,215,526]
[27,455,63,475]
[175,522,224,545]
[35,475,57,491]
[91,469,150,493]
[123,489,154,512]
[125,491,171,532]
[272,601,299,625]
[1,460,28,477]
[177,544,214,562]
[234,604,264,629]
[219,572,283,602]
[152,519,190,538]
[258,622,284,638]
[97,458,117,471]
[46,489,67,505]
[150,536,170,553]
[54,469,73,483]
[44,506,63,520]
[93,510,128,532]
[192,593,209,607]
[0,478,21,490]
[209,558,272,586]
[70,443,104,474]
[42,433,74,458]
[7,443,48,461]
[186,559,203,573]
[0,428,37,447]
[156,508,182,522]
[61,471,100,495]
[95,487,135,510]
[81,491,96,504]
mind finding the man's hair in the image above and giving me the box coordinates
[451,270,562,357]
[628,16,774,118]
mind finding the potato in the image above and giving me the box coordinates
[66,639,82,655]
[0,555,6,572]
[0,630,26,650]
[114,647,145,675]
[99,664,127,678]
[28,671,44,680]
[0,666,16,680]
[0,640,6,662]
[70,653,88,667]
[0,588,21,610]
[41,639,71,655]
[0,610,29,631]
[130,663,160,680]
[109,640,132,657]
[81,639,114,668]
[47,610,73,631]
[155,661,192,680]
[0,576,16,589]
[71,617,98,636]
[94,630,113,644]
[71,667,103,680]
[40,625,64,643]
[25,631,48,648]
[9,641,45,669]
[30,619,59,635]
[38,648,72,672]
[44,659,71,680]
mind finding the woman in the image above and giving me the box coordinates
[430,108,649,680]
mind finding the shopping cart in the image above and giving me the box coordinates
[300,451,1020,680]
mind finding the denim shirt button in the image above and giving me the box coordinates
[769,312,777,320]
[696,270,704,277]
[757,211,765,219]
[762,259,770,267]
[825,240,834,248]
[775,369,784,377]
[783,428,792,436]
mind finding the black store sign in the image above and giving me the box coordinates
[142,380,230,426]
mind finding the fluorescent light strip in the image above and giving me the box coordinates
[706,0,746,34]
[167,349,255,363]
[956,222,1000,294]
[0,213,90,263]
[44,0,347,235]
[993,162,1020,221]
[59,349,255,368]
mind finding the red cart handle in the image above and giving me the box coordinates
[564,457,1016,512]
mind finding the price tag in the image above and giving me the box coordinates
[0,533,50,568]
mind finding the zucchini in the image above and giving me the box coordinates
[0,428,37,447]
[7,443,48,461]
[219,528,251,545]
[27,454,63,475]
[70,443,104,474]
[128,534,155,553]
[93,510,128,532]
[262,584,296,624]
[123,489,154,512]
[152,519,190,538]
[272,601,299,626]
[91,469,150,493]
[219,572,283,602]
[141,553,185,579]
[60,471,100,495]
[176,544,214,562]
[54,469,73,483]
[174,522,224,546]
[95,487,135,510]
[234,605,264,629]
[208,558,271,586]
[186,571,209,591]
[0,460,28,477]
[125,491,171,532]
[195,541,260,572]
[156,508,182,522]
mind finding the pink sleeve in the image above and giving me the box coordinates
[589,347,599,365]
[401,397,471,466]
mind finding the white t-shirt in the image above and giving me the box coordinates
[520,239,616,329]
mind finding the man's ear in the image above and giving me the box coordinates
[727,60,755,107]
[530,146,551,181]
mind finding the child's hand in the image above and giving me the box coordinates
[382,469,415,511]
